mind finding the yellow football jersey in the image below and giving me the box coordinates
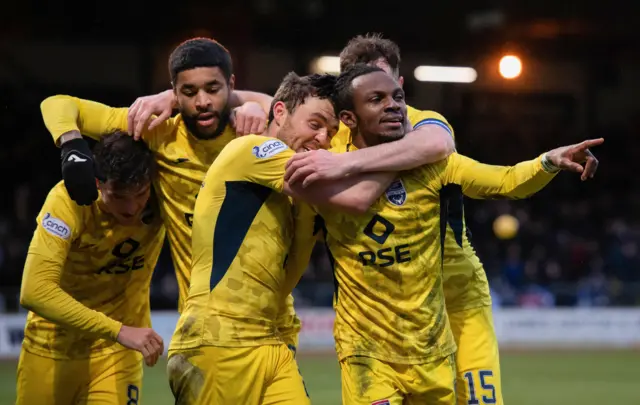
[318,139,558,364]
[332,106,490,312]
[170,135,308,351]
[20,181,165,360]
[41,96,235,311]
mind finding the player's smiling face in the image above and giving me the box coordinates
[98,181,151,226]
[173,66,235,140]
[347,71,409,145]
[273,97,339,152]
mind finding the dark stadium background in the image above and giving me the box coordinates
[0,1,639,404]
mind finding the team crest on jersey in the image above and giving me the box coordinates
[252,139,288,158]
[42,213,71,240]
[371,400,390,405]
[385,179,407,206]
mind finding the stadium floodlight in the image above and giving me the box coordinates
[499,55,522,79]
[310,56,340,74]
[413,66,478,83]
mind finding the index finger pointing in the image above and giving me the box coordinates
[578,138,604,150]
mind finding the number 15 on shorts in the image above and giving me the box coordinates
[463,370,496,404]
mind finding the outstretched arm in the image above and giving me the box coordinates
[441,139,603,199]
[41,95,130,146]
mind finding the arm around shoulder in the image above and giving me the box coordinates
[41,95,130,146]
[284,171,396,215]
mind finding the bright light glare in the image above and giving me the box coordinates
[499,55,522,79]
[413,66,478,83]
[310,56,340,74]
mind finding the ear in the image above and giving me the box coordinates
[228,74,236,91]
[398,76,405,88]
[95,179,105,195]
[339,110,357,130]
[272,101,288,126]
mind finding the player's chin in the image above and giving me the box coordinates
[185,117,223,139]
[376,124,405,139]
[195,124,220,139]
[379,130,405,142]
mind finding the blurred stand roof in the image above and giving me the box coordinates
[2,0,638,59]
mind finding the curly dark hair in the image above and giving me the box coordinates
[339,33,401,75]
[93,131,155,189]
[268,72,337,122]
[169,37,233,85]
[333,64,385,113]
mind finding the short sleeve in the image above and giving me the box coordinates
[407,106,455,140]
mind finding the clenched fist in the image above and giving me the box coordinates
[117,325,165,367]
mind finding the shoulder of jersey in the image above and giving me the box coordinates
[407,105,449,123]
[407,106,454,138]
[50,181,82,207]
[40,181,80,240]
[232,135,289,159]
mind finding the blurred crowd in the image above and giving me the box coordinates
[1,87,639,313]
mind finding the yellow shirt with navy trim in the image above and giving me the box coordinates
[169,135,309,351]
[20,181,165,360]
[40,96,301,342]
[318,138,557,364]
[332,105,491,312]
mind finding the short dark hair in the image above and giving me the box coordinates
[333,64,385,113]
[93,131,155,189]
[168,37,233,84]
[268,72,337,122]
[339,33,401,74]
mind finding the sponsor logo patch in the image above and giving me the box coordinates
[42,213,71,240]
[252,139,288,158]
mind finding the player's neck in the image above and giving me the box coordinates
[265,122,279,139]
[265,123,292,147]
